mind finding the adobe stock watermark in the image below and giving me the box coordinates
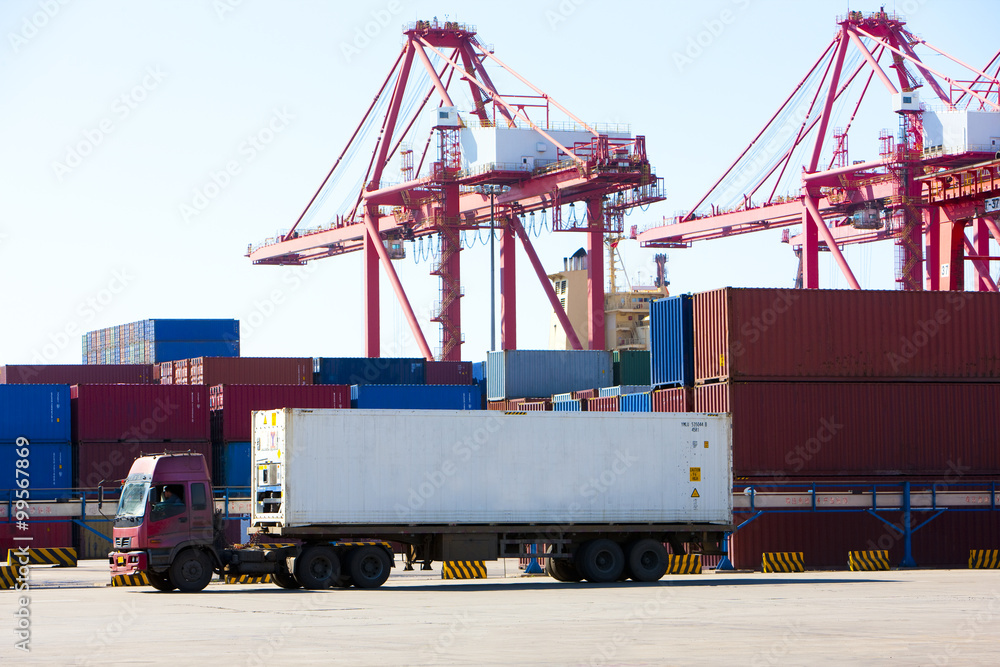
[886,292,973,371]
[73,602,139,667]
[749,621,807,667]
[340,1,404,63]
[51,67,167,182]
[729,289,800,360]
[178,107,294,223]
[424,612,474,658]
[239,263,319,340]
[673,0,751,73]
[926,592,1000,666]
[545,0,587,31]
[583,587,679,666]
[8,0,72,54]
[213,0,245,20]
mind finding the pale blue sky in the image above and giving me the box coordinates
[2,0,996,363]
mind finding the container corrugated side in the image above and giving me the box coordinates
[519,401,551,411]
[651,295,694,388]
[695,287,1000,383]
[696,381,1000,477]
[0,522,72,561]
[351,384,480,410]
[599,385,651,397]
[0,442,71,499]
[1,365,155,385]
[211,384,350,443]
[212,441,252,489]
[587,396,620,412]
[425,361,473,385]
[152,340,239,363]
[149,319,240,341]
[0,385,71,442]
[552,399,583,412]
[652,387,694,412]
[71,384,210,443]
[314,357,426,386]
[620,392,652,412]
[189,357,313,386]
[486,350,612,401]
[75,440,212,488]
[613,350,652,386]
[254,409,732,526]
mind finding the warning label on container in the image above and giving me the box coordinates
[691,488,700,498]
[689,467,701,482]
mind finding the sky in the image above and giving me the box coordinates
[2,0,998,364]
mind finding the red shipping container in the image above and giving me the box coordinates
[174,360,189,384]
[694,287,1000,384]
[730,508,1000,570]
[0,521,72,560]
[210,384,350,443]
[572,389,598,400]
[695,382,1000,477]
[1,364,155,385]
[651,387,693,412]
[587,396,620,412]
[425,361,473,385]
[188,357,313,386]
[71,384,210,443]
[487,400,509,411]
[159,361,174,385]
[76,440,212,488]
[519,400,551,411]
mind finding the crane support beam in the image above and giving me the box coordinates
[802,192,861,289]
[363,217,380,357]
[846,28,898,94]
[413,42,455,107]
[510,215,583,351]
[500,218,517,350]
[965,224,998,292]
[586,198,605,350]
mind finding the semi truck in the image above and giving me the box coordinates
[109,408,732,592]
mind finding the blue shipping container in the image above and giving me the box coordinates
[0,385,71,443]
[314,357,426,386]
[487,350,613,401]
[0,442,72,499]
[350,384,480,410]
[620,392,652,412]
[471,361,487,383]
[148,319,240,342]
[598,385,652,398]
[552,399,583,412]
[650,295,695,388]
[151,340,240,363]
[213,441,251,490]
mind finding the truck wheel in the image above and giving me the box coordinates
[169,549,214,592]
[348,545,391,589]
[272,562,301,590]
[575,539,625,583]
[295,546,340,590]
[545,557,583,583]
[627,539,669,582]
[147,570,176,592]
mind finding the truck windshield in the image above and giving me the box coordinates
[117,482,150,520]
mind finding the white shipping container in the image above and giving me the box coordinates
[252,408,731,527]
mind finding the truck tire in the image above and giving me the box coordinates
[295,546,340,590]
[169,549,214,592]
[348,545,391,589]
[626,539,669,582]
[272,561,301,590]
[575,539,625,583]
[147,570,176,592]
[545,557,583,583]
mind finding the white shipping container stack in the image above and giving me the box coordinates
[252,408,732,528]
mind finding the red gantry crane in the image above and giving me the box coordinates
[638,10,1000,293]
[247,19,664,360]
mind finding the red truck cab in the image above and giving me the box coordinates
[109,452,218,591]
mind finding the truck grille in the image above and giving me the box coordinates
[114,536,131,549]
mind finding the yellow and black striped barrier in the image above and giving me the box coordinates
[848,550,890,571]
[111,572,150,587]
[762,552,804,573]
[0,564,20,589]
[6,547,78,567]
[442,561,487,579]
[666,554,702,574]
[251,543,295,549]
[969,549,1000,569]
[225,574,273,584]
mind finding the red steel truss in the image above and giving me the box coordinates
[247,19,663,359]
[638,11,1000,292]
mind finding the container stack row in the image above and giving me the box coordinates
[83,319,240,365]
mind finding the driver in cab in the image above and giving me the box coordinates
[152,485,185,520]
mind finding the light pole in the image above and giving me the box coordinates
[478,184,509,351]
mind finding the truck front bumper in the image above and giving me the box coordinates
[109,550,147,576]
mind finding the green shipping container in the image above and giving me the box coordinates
[613,350,651,386]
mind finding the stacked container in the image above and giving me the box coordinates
[180,357,312,386]
[83,319,239,365]
[1,364,155,385]
[486,350,612,401]
[350,384,480,410]
[314,357,425,386]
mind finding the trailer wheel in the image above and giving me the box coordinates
[295,546,339,590]
[272,561,301,590]
[169,549,214,592]
[575,539,625,583]
[331,549,356,588]
[626,539,669,582]
[348,545,391,589]
[147,570,176,592]
[545,557,583,583]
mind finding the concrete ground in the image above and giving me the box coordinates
[6,559,1000,666]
